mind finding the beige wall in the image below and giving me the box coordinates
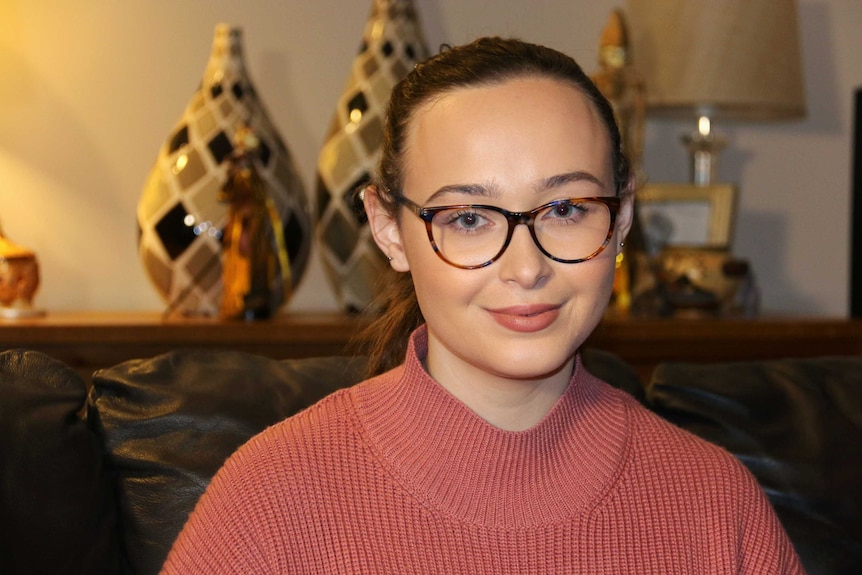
[0,0,860,316]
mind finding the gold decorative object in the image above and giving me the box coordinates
[0,224,44,318]
[657,247,759,318]
[591,9,646,175]
[219,126,291,320]
[590,9,648,316]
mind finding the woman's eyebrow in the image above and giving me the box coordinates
[425,183,501,203]
[538,171,605,192]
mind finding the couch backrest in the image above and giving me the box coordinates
[648,356,862,575]
[88,349,366,575]
[2,343,758,575]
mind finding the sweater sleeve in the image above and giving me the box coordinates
[737,467,806,575]
[159,434,283,575]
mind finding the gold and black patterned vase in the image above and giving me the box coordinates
[137,24,312,317]
[315,0,428,313]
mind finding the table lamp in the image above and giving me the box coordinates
[625,0,806,185]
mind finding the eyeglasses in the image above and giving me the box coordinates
[395,195,621,269]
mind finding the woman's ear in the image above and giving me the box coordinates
[363,185,410,272]
[615,175,637,251]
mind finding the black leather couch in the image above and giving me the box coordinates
[1,347,860,574]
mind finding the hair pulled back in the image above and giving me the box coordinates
[357,36,632,377]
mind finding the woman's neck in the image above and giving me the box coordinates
[425,347,575,432]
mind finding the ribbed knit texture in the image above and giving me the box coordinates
[161,327,804,574]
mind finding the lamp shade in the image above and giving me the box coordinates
[625,0,806,122]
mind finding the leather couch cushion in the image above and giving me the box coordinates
[89,349,366,575]
[647,356,862,575]
[581,347,646,403]
[0,350,119,575]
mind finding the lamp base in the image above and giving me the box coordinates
[681,116,727,186]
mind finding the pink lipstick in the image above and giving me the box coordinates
[487,304,560,333]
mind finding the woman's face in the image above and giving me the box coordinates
[387,76,631,384]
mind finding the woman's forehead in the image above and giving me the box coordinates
[401,76,613,196]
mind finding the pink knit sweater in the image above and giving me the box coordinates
[161,328,803,574]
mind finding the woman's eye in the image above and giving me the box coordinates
[457,212,480,227]
[547,201,587,222]
[554,204,574,217]
[440,209,490,232]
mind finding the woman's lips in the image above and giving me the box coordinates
[487,304,560,333]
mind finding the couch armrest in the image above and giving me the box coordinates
[0,349,119,575]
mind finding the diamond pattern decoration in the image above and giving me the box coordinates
[315,0,428,312]
[185,240,221,292]
[168,126,189,154]
[346,91,369,118]
[315,173,332,223]
[322,210,358,265]
[283,214,305,263]
[344,172,371,225]
[154,202,197,260]
[175,149,207,190]
[207,131,234,165]
[142,243,172,296]
[137,24,312,316]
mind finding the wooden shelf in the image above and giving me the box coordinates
[0,312,368,375]
[3,312,862,383]
[587,315,862,382]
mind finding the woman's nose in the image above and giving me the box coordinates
[496,224,551,288]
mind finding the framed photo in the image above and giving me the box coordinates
[636,183,737,252]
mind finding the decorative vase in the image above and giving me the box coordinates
[315,0,428,313]
[137,24,312,317]
[0,223,44,318]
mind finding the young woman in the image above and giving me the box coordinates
[161,37,802,574]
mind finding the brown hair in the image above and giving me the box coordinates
[355,36,631,377]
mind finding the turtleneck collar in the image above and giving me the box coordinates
[351,326,630,528]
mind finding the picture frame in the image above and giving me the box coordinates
[636,183,737,252]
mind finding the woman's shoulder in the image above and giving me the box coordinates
[161,381,384,572]
[244,384,362,459]
[600,391,801,573]
[220,366,405,482]
[621,394,756,487]
[203,383,370,503]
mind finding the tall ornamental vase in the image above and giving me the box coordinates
[315,0,428,313]
[137,24,312,317]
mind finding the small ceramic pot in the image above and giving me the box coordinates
[0,233,44,318]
